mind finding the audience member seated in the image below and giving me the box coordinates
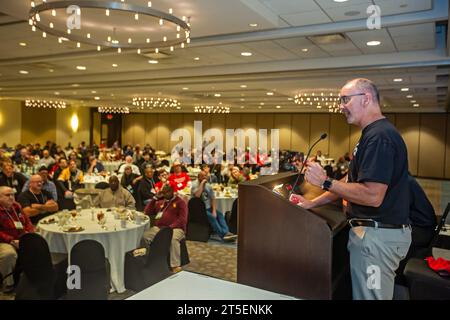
[18,174,59,225]
[57,159,84,199]
[68,151,82,170]
[20,156,38,177]
[191,172,237,242]
[0,163,28,201]
[49,157,67,181]
[138,152,156,175]
[169,161,191,192]
[120,165,141,197]
[143,184,188,273]
[201,164,218,184]
[94,176,135,210]
[227,166,245,186]
[98,148,111,162]
[315,150,326,166]
[87,156,107,176]
[38,150,55,169]
[0,186,35,293]
[155,169,174,193]
[242,167,257,181]
[22,166,57,201]
[118,155,141,175]
[13,147,29,165]
[137,167,156,211]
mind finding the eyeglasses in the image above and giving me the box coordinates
[339,93,366,105]
[2,194,15,197]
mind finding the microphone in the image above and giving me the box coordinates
[288,133,328,198]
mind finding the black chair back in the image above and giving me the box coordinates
[95,182,110,189]
[229,198,238,235]
[15,233,56,300]
[124,227,173,292]
[66,240,110,300]
[186,197,211,242]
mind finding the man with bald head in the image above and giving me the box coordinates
[94,175,136,210]
[0,186,34,292]
[290,78,411,299]
[18,174,58,225]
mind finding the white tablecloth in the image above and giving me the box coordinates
[178,189,237,214]
[102,161,122,174]
[38,209,149,293]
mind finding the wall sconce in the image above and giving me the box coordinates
[70,114,79,132]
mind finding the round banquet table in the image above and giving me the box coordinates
[38,208,149,293]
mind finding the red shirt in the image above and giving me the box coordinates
[169,172,190,192]
[154,180,178,193]
[0,202,35,243]
[144,196,188,232]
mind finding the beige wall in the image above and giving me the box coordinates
[0,100,22,147]
[122,112,450,179]
[55,105,91,147]
[21,104,57,145]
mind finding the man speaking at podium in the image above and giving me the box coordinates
[290,78,411,300]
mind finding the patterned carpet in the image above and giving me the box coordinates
[183,240,238,283]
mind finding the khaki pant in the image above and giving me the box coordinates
[0,243,17,287]
[143,227,185,268]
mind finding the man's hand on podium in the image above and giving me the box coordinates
[289,193,315,209]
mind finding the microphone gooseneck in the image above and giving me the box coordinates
[288,133,328,198]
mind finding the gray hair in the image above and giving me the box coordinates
[346,78,380,104]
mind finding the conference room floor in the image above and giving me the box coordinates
[1,178,448,300]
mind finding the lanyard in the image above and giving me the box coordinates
[1,205,20,224]
[159,197,175,213]
[30,191,45,204]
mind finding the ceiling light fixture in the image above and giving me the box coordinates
[19,70,29,74]
[241,52,252,56]
[393,78,403,82]
[76,66,86,70]
[401,88,409,92]
[132,97,180,109]
[29,1,191,53]
[294,90,340,113]
[98,106,130,113]
[148,60,159,64]
[194,105,230,113]
[366,41,381,46]
[25,99,67,109]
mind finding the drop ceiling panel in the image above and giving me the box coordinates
[242,40,299,60]
[373,0,432,16]
[260,0,322,15]
[322,3,377,22]
[314,0,373,9]
[346,29,397,54]
[281,10,332,27]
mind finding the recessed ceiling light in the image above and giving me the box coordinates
[401,88,409,92]
[91,90,97,94]
[94,96,100,100]
[148,60,158,64]
[72,84,79,87]
[258,106,262,109]
[112,64,118,67]
[410,100,416,103]
[413,104,420,107]
[266,92,274,96]
[54,92,60,95]
[49,69,54,73]
[240,85,247,88]
[194,57,200,61]
[302,48,308,52]
[366,41,381,46]
[288,98,293,101]
[214,93,221,97]
[19,42,27,47]
[276,105,281,109]
[76,66,86,70]
[249,23,258,27]
[240,106,245,109]
[176,106,181,110]
[241,52,252,57]
[334,0,349,2]
[260,102,265,105]
[240,98,245,101]
[406,95,413,98]
[393,78,403,82]
[182,87,189,90]
[19,70,29,74]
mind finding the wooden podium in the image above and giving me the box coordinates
[237,172,351,299]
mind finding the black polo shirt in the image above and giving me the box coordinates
[347,118,410,225]
[17,189,54,224]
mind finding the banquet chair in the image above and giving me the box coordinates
[14,233,57,300]
[125,227,173,292]
[228,199,238,235]
[186,197,211,242]
[66,239,110,300]
[95,181,110,189]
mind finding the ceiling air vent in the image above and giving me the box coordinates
[141,51,171,59]
[307,33,348,45]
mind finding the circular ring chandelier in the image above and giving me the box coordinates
[28,1,191,53]
[25,99,67,109]
[132,97,180,109]
[294,90,340,113]
[194,105,230,114]
[98,106,130,113]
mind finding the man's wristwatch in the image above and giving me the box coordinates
[321,177,334,191]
